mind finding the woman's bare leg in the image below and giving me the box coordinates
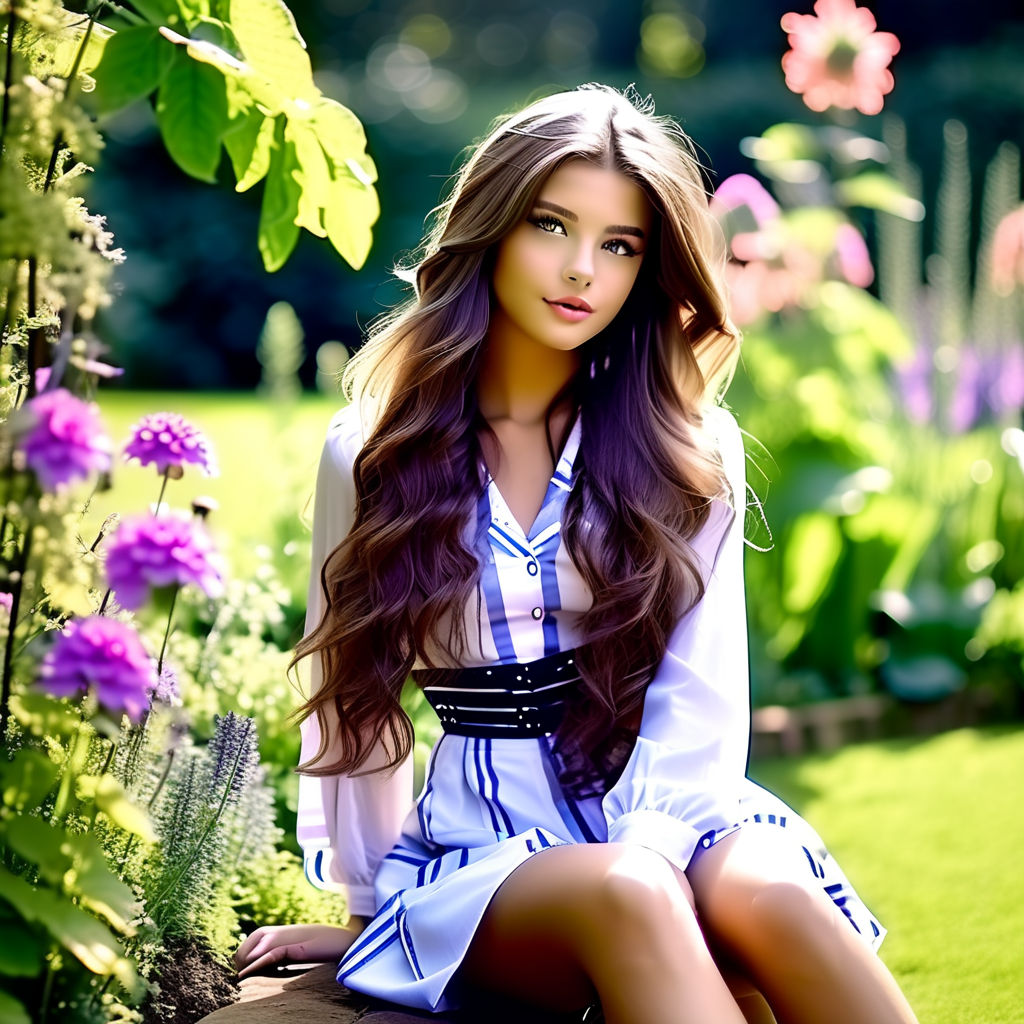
[687,829,919,1024]
[461,843,747,1024]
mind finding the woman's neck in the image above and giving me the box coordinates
[476,329,580,426]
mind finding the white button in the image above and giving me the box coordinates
[531,607,542,620]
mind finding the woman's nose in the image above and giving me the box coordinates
[563,248,594,289]
[565,264,598,288]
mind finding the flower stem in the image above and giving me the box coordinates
[52,717,90,823]
[38,944,58,1024]
[42,3,100,194]
[0,522,32,747]
[157,586,178,677]
[155,469,170,514]
[0,7,17,157]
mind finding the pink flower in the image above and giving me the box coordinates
[833,222,874,287]
[711,174,781,228]
[124,412,218,477]
[780,0,900,116]
[15,388,112,491]
[990,206,1024,296]
[39,616,156,722]
[105,511,225,610]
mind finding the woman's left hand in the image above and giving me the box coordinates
[235,921,366,978]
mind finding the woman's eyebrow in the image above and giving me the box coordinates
[533,200,646,239]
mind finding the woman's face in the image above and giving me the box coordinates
[489,159,653,354]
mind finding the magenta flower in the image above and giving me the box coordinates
[39,616,156,721]
[781,0,900,116]
[124,412,218,477]
[105,512,225,610]
[15,388,112,492]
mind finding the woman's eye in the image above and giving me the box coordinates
[530,215,565,235]
[604,238,638,257]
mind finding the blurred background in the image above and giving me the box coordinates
[92,0,1024,386]
[89,0,1024,721]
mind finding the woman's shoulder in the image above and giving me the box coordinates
[321,403,367,474]
[701,405,745,485]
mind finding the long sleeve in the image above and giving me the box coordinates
[295,405,415,918]
[602,407,750,873]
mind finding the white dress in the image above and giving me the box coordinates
[296,404,885,1013]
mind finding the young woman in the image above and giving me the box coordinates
[236,86,919,1024]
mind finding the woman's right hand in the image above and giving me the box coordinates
[235,920,367,978]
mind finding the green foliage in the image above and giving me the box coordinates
[86,0,380,271]
[230,848,348,929]
[724,108,1024,706]
[0,1,368,1018]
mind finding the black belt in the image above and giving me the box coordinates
[413,648,581,738]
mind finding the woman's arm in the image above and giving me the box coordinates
[601,407,751,872]
[295,406,414,918]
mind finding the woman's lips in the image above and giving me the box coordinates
[544,297,593,322]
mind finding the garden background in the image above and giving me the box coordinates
[1,1,1023,1022]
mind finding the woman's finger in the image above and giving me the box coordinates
[237,944,289,979]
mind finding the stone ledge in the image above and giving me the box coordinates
[195,963,450,1024]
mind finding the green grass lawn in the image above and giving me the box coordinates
[752,727,1024,1024]
[89,392,1024,1023]
[84,390,344,576]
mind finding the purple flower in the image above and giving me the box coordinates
[39,616,156,721]
[124,412,218,477]
[0,592,12,619]
[150,662,181,705]
[207,711,258,805]
[16,388,112,491]
[105,512,225,610]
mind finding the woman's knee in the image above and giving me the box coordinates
[599,844,697,929]
[703,872,835,953]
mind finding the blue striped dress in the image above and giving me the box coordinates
[295,403,885,1013]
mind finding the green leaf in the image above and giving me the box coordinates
[258,123,301,271]
[324,174,380,270]
[285,120,330,238]
[225,111,276,191]
[309,98,377,184]
[48,15,112,78]
[740,122,824,171]
[159,25,286,116]
[130,0,180,24]
[64,835,139,932]
[0,749,58,812]
[228,0,317,103]
[0,868,138,987]
[783,512,843,615]
[0,923,45,978]
[2,816,69,884]
[156,55,229,183]
[9,692,80,739]
[835,171,926,221]
[76,775,155,842]
[90,25,175,113]
[0,990,32,1024]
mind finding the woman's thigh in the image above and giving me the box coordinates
[459,842,696,1013]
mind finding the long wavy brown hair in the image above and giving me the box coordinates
[295,84,740,780]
